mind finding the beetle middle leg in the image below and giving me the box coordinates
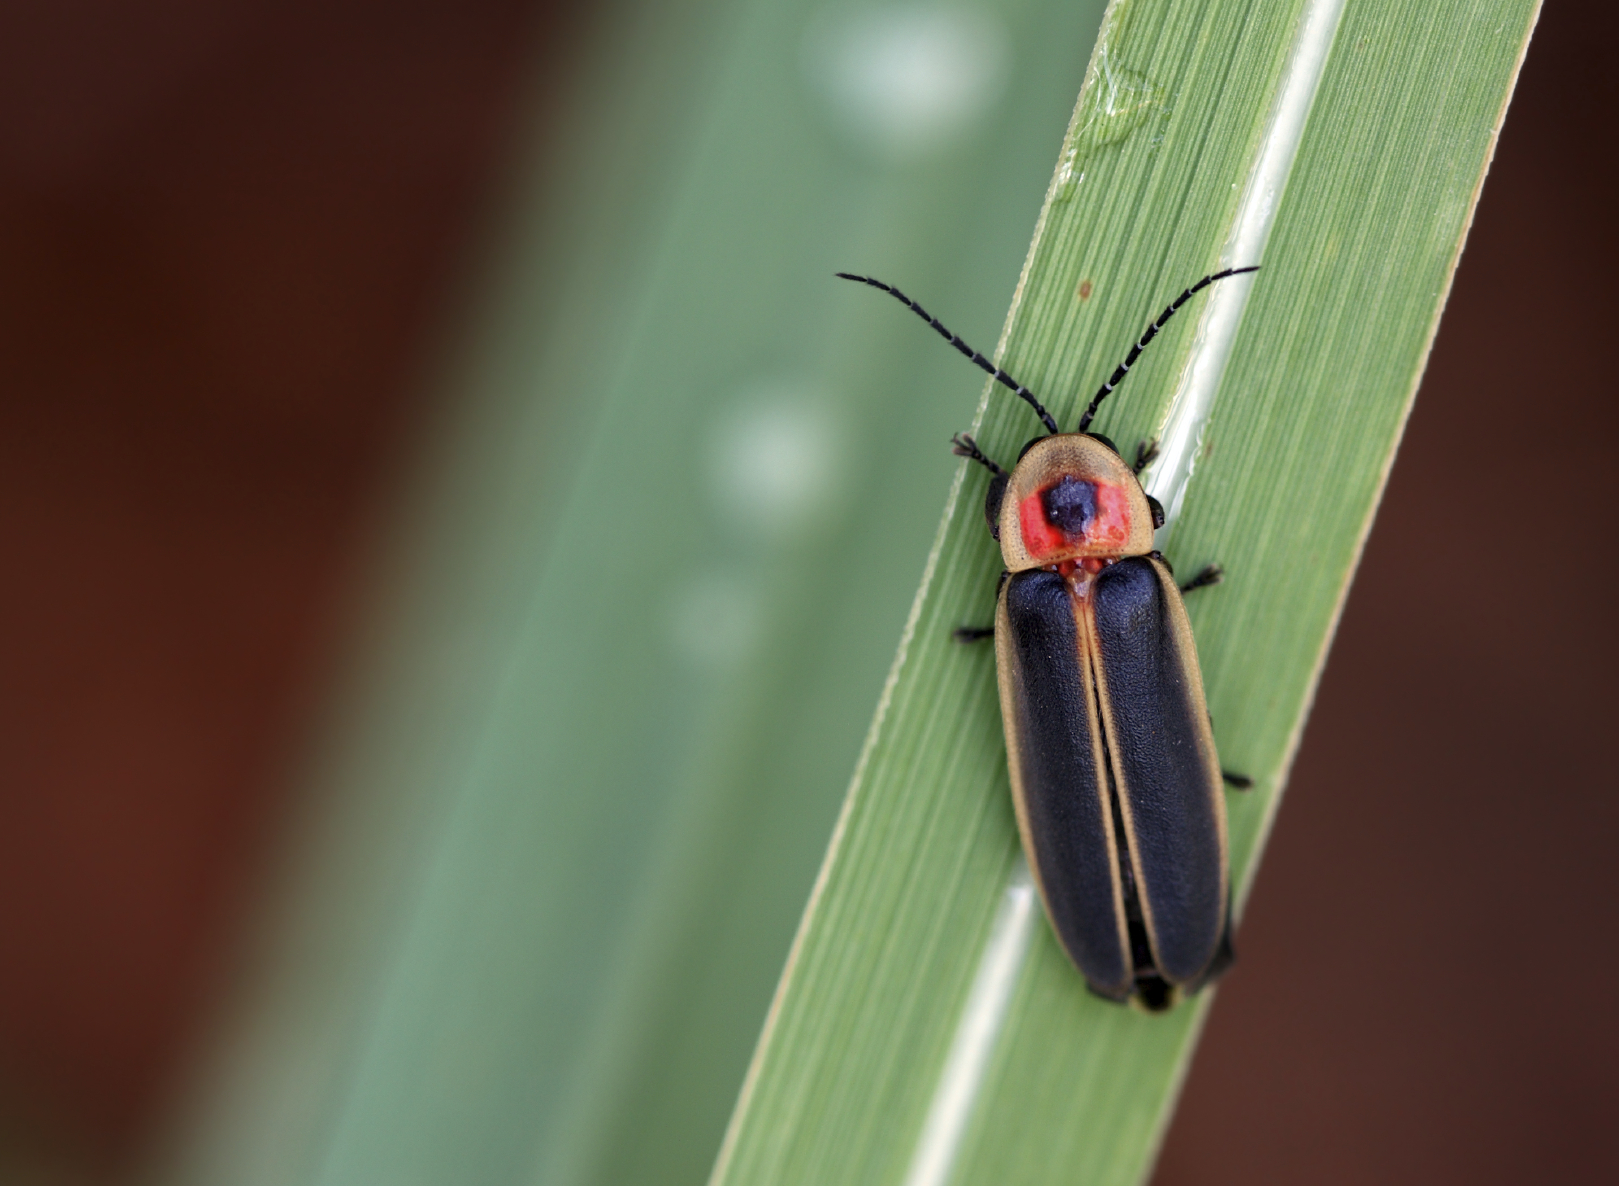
[953,570,1009,643]
[1150,551,1226,595]
[1178,563,1225,594]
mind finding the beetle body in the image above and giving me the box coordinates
[837,266,1254,1010]
[991,435,1228,1008]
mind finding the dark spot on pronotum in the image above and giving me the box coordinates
[1041,475,1098,535]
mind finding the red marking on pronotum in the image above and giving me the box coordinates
[1092,484,1132,546]
[1017,482,1134,560]
[1018,491,1065,557]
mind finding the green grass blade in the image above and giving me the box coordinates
[711,2,1540,1184]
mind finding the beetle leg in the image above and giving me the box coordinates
[949,432,1007,475]
[1221,770,1254,790]
[953,434,1011,540]
[952,572,1008,643]
[1179,563,1225,594]
[1132,438,1160,475]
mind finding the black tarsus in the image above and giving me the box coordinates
[1222,771,1254,790]
[1179,563,1225,594]
[836,273,1061,436]
[1133,438,1160,476]
[1076,266,1261,434]
[950,432,1006,476]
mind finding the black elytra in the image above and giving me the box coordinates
[839,265,1259,1010]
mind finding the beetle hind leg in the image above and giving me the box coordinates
[1221,769,1253,789]
[952,626,994,643]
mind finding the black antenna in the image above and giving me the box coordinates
[1075,266,1260,434]
[837,273,1060,436]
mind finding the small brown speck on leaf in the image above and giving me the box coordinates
[1078,279,1093,301]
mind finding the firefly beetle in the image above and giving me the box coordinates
[838,267,1257,1010]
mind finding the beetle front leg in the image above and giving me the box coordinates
[949,432,1006,475]
[952,434,1010,541]
[1221,770,1253,789]
[1132,438,1160,475]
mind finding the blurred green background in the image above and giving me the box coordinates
[156,1,1110,1184]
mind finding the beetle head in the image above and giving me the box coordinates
[995,434,1155,571]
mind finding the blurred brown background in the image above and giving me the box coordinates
[0,0,1613,1183]
[0,0,566,1177]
